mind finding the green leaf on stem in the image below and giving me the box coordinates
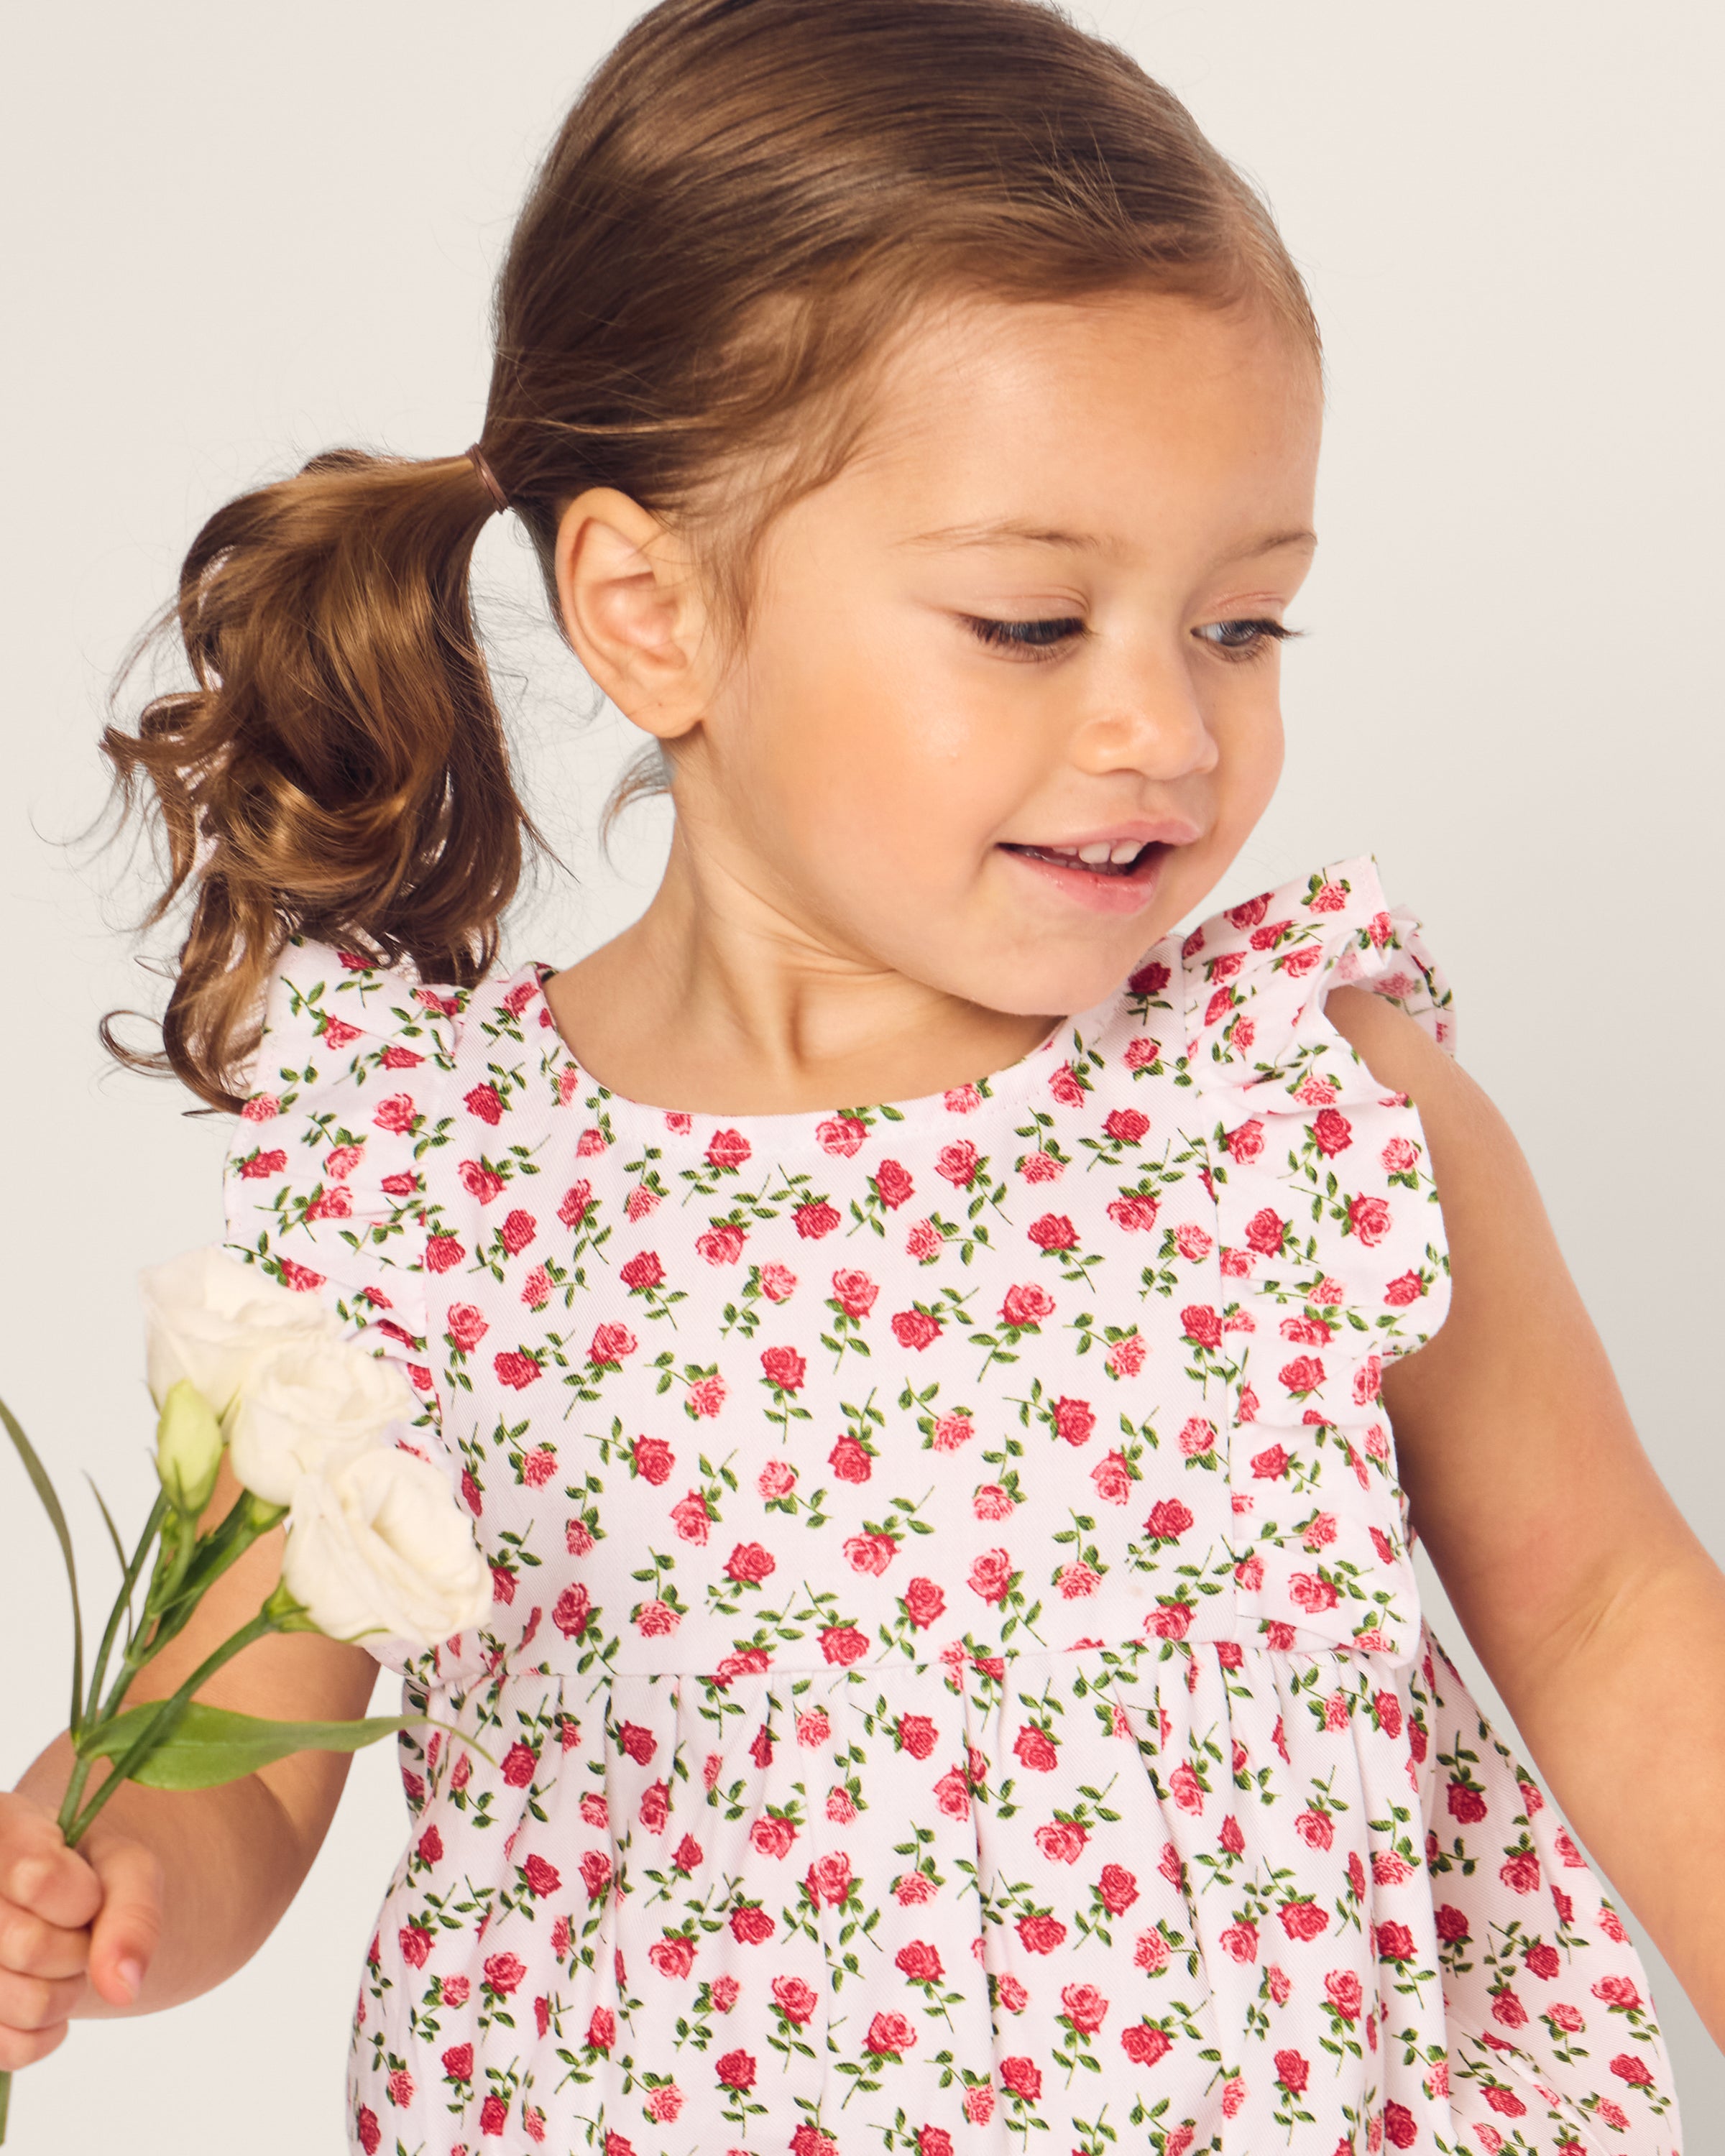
[78,1700,434,1790]
[0,1393,84,1734]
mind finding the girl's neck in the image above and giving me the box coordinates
[540,843,1064,1120]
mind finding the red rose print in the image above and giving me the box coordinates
[588,1322,638,1368]
[1311,1107,1353,1156]
[845,1531,897,1575]
[830,1267,878,1318]
[1144,1497,1192,1542]
[729,1903,774,1945]
[1091,1450,1133,1503]
[724,1541,776,1584]
[895,1940,942,1984]
[695,1224,746,1265]
[866,2010,917,2056]
[1180,1303,1222,1349]
[1121,2021,1172,2066]
[620,1249,665,1290]
[648,1932,697,1980]
[482,1951,525,1996]
[1274,2048,1310,2096]
[705,1129,750,1169]
[1000,1282,1055,1329]
[1013,1723,1058,1772]
[819,1623,870,1666]
[1060,1983,1108,2034]
[446,1303,489,1352]
[671,1491,712,1542]
[772,1975,818,2024]
[1103,1106,1149,1142]
[748,1812,797,1860]
[1034,1819,1087,1864]
[1278,1899,1328,1942]
[1016,1912,1066,1955]
[1446,1779,1487,1824]
[552,1583,592,1638]
[714,2049,756,2091]
[1348,1194,1392,1246]
[873,1158,915,1209]
[494,1348,543,1391]
[1383,2101,1417,2149]
[804,1853,853,1907]
[1223,1118,1264,1162]
[1279,1355,1325,1396]
[441,2042,474,2083]
[760,1344,806,1391]
[1107,1192,1159,1232]
[828,1434,873,1483]
[816,1115,868,1157]
[794,1199,841,1238]
[967,1548,1014,1603]
[901,1575,946,1628]
[1325,1968,1363,2020]
[1097,1864,1138,1915]
[1028,1212,1078,1250]
[1000,2056,1041,2101]
[1376,1920,1417,1963]
[891,1308,943,1350]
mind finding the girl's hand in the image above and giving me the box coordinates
[0,1789,162,2070]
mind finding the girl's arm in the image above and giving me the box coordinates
[0,1447,378,2060]
[1325,985,1725,2040]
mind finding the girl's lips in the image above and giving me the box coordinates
[997,839,1172,917]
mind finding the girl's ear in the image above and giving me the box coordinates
[552,485,716,742]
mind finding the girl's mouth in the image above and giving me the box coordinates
[996,838,1172,916]
[1000,839,1159,878]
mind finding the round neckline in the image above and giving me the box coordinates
[522,961,1138,1150]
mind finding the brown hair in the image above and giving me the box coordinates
[101,0,1318,1112]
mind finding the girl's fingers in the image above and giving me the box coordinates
[0,1962,86,2035]
[82,1835,164,2009]
[0,1797,103,1934]
[0,2015,69,2074]
[0,1895,89,1982]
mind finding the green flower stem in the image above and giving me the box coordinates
[80,1489,170,1741]
[63,1605,282,1848]
[143,1492,285,1662]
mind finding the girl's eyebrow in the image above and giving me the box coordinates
[896,518,1317,561]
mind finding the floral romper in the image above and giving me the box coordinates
[223,853,1683,2156]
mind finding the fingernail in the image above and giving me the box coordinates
[116,1958,144,2002]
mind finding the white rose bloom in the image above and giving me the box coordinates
[139,1245,339,1419]
[281,1443,493,1649]
[228,1333,421,1506]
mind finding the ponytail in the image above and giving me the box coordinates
[101,447,545,1111]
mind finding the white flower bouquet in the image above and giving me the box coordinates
[0,1247,492,2142]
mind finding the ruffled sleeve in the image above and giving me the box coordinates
[1176,854,1458,1663]
[222,935,466,1476]
[1179,853,1454,1075]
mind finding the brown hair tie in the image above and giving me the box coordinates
[464,442,510,515]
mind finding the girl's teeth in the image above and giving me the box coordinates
[1078,842,1113,864]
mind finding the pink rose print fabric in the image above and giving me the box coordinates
[224,854,1680,2155]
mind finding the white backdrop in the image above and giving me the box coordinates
[2,3,1720,2147]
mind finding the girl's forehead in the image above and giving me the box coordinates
[830,291,1322,544]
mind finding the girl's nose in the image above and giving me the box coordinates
[1068,664,1220,786]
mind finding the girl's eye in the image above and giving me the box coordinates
[1195,617,1298,663]
[963,614,1087,660]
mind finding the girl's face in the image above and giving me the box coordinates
[662,286,1321,1023]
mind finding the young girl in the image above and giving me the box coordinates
[1,1,1717,2150]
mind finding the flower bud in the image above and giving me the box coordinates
[155,1378,225,1516]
